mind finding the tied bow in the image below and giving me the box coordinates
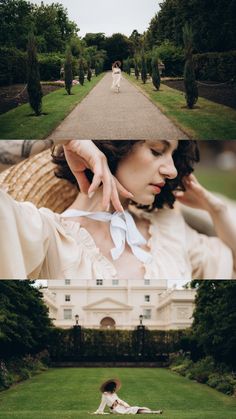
[61,209,153,264]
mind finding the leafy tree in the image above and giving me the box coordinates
[78,59,85,86]
[0,0,33,50]
[151,56,160,90]
[64,47,73,94]
[141,55,147,84]
[27,32,42,116]
[104,33,131,69]
[191,281,236,369]
[83,32,106,50]
[0,281,53,358]
[183,23,198,109]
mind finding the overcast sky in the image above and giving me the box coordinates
[32,0,160,37]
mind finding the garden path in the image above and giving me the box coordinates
[47,72,187,140]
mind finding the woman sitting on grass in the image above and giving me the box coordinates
[0,139,235,279]
[94,379,163,415]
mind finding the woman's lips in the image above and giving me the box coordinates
[149,183,165,194]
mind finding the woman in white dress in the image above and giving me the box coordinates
[0,139,236,280]
[94,379,163,415]
[111,61,122,92]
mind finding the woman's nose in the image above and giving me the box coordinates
[160,157,178,179]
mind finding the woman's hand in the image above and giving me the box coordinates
[174,174,225,214]
[63,140,133,212]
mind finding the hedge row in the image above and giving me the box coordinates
[193,51,236,82]
[0,48,64,85]
[49,328,191,362]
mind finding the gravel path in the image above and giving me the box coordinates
[48,72,187,140]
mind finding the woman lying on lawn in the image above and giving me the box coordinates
[94,379,163,415]
[0,139,235,279]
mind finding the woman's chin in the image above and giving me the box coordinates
[132,195,155,206]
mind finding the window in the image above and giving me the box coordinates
[65,279,71,285]
[64,309,72,320]
[96,279,103,286]
[143,309,152,319]
[145,295,150,302]
[112,279,119,286]
[65,295,71,302]
[144,279,150,285]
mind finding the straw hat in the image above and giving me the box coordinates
[100,378,122,393]
[0,149,78,213]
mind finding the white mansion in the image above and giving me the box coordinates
[41,279,196,330]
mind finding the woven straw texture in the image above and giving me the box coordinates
[0,149,78,213]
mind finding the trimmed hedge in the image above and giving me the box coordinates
[38,53,62,81]
[0,47,27,85]
[0,48,66,85]
[193,51,236,82]
[49,328,189,362]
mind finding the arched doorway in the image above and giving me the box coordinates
[100,317,116,329]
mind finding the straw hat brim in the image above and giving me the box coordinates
[100,378,122,393]
[0,149,78,214]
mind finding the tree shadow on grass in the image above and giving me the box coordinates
[26,112,49,117]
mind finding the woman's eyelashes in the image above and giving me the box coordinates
[150,148,163,157]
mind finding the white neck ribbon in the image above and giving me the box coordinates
[61,209,152,264]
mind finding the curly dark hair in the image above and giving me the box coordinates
[103,381,117,393]
[51,140,200,210]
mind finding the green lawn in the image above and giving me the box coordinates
[196,168,236,200]
[0,74,104,139]
[0,368,235,418]
[125,74,236,140]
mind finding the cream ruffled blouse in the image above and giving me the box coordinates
[0,190,234,280]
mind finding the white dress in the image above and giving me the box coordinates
[112,68,122,90]
[0,189,234,279]
[95,392,148,415]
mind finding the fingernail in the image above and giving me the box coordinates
[88,192,95,199]
[106,204,110,212]
[128,192,134,198]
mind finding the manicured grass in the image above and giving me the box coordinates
[125,74,236,140]
[0,74,104,139]
[196,168,236,200]
[0,368,235,418]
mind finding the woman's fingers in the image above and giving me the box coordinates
[111,179,124,212]
[74,171,91,194]
[115,178,134,199]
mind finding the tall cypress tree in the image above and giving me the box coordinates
[134,61,139,80]
[27,32,43,116]
[151,56,160,90]
[183,23,198,109]
[78,59,85,86]
[64,47,73,95]
[141,55,147,84]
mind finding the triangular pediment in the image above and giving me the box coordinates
[83,297,132,311]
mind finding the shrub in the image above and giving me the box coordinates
[87,67,92,82]
[0,361,13,390]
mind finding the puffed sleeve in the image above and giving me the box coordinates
[94,394,106,414]
[0,189,50,279]
[185,222,234,279]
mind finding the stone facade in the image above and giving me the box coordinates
[41,279,196,330]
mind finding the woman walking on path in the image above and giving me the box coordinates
[94,379,163,415]
[111,61,122,93]
[0,139,236,279]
